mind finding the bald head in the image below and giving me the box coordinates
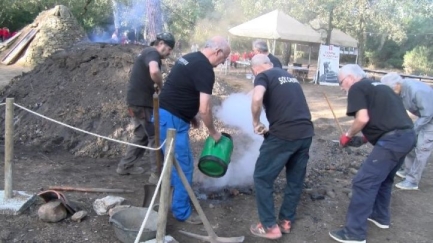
[250,54,273,75]
[201,36,231,67]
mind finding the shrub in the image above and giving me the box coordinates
[403,46,433,76]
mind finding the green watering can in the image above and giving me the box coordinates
[198,132,234,178]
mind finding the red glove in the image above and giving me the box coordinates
[339,133,352,147]
[362,135,368,144]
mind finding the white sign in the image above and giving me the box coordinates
[316,45,340,86]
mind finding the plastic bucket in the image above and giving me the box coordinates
[198,132,234,178]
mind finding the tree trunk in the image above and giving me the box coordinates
[377,34,387,52]
[145,0,163,43]
[282,42,291,65]
[325,8,334,45]
[357,17,366,65]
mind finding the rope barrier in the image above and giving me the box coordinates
[134,138,174,243]
[13,103,166,151]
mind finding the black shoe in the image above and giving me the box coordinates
[329,229,366,243]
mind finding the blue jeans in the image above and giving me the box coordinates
[159,108,193,221]
[344,130,416,239]
[254,134,312,228]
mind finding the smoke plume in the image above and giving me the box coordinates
[201,92,269,189]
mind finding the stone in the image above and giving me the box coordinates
[38,199,67,223]
[71,210,87,222]
[93,196,125,215]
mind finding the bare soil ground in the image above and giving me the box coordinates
[0,46,432,243]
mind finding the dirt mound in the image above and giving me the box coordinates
[0,42,237,159]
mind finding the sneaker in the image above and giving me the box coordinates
[395,170,406,179]
[395,180,418,190]
[250,223,282,240]
[278,219,291,234]
[329,229,366,243]
[148,172,159,184]
[116,166,144,175]
[367,218,389,229]
[184,211,203,225]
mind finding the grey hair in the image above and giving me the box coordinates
[381,72,403,89]
[339,64,367,80]
[251,54,272,67]
[252,39,268,53]
[204,36,229,52]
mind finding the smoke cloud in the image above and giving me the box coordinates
[201,92,269,189]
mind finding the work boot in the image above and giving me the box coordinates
[250,223,282,240]
[329,229,366,243]
[116,166,144,175]
[184,211,202,225]
[278,219,291,234]
[395,180,418,190]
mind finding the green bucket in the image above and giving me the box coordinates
[198,132,234,178]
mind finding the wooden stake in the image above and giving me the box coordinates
[4,98,14,199]
[153,84,162,175]
[323,92,344,135]
[156,129,176,243]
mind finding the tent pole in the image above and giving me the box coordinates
[308,45,312,65]
[273,39,276,54]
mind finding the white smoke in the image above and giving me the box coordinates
[201,92,269,188]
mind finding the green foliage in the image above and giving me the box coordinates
[403,46,433,76]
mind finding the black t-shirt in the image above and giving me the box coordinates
[126,47,161,107]
[347,78,413,145]
[159,52,214,122]
[268,53,283,69]
[254,68,314,140]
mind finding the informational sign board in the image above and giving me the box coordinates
[315,44,340,86]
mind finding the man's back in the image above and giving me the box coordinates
[254,68,314,140]
[347,79,413,144]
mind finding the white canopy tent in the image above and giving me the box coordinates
[228,9,322,53]
[329,28,358,48]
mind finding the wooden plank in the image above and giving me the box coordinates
[1,28,38,65]
[0,32,22,49]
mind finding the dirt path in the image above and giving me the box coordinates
[0,66,431,243]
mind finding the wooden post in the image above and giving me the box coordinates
[155,129,176,243]
[323,92,344,135]
[153,84,162,175]
[4,98,14,199]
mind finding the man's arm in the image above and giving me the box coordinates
[251,85,266,127]
[346,109,369,137]
[149,61,163,90]
[413,91,433,133]
[199,92,221,141]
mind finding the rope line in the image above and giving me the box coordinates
[134,138,174,243]
[13,103,165,151]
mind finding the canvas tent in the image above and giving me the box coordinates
[229,9,322,53]
[327,29,358,48]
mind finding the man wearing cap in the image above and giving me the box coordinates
[252,39,282,68]
[381,72,433,190]
[158,36,230,224]
[117,33,175,183]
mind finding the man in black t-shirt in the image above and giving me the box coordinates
[158,36,231,224]
[117,33,175,179]
[252,39,283,68]
[249,54,314,240]
[329,64,416,243]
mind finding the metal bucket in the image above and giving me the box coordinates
[109,206,158,243]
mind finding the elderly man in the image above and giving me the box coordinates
[158,36,230,224]
[252,39,282,68]
[249,54,314,240]
[381,72,433,190]
[117,32,175,180]
[329,64,416,243]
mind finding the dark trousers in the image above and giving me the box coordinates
[345,130,416,239]
[254,134,312,228]
[118,106,156,172]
